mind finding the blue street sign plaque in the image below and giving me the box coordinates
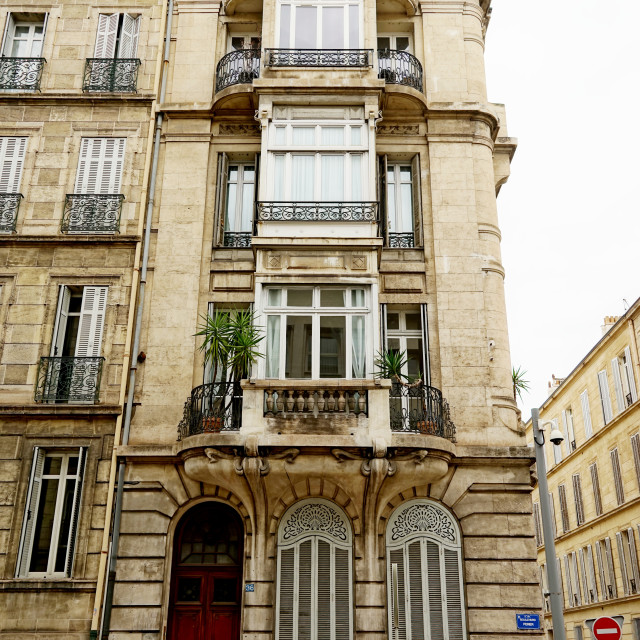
[245,584,255,592]
[516,614,541,630]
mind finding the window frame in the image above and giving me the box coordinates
[224,162,256,234]
[2,16,46,57]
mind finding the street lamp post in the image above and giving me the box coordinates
[531,408,566,640]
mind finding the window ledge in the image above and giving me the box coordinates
[0,404,122,417]
[0,579,96,592]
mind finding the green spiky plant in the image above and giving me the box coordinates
[512,365,530,403]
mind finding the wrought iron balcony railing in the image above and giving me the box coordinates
[178,380,243,439]
[388,232,415,248]
[0,57,45,91]
[264,386,368,417]
[61,194,124,234]
[35,357,105,404]
[215,49,261,93]
[265,49,373,68]
[257,201,378,223]
[378,50,423,92]
[223,231,252,247]
[0,193,23,233]
[83,58,141,92]
[389,382,456,441]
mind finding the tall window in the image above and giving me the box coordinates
[580,389,593,438]
[267,117,367,202]
[597,369,613,425]
[93,13,140,60]
[616,528,640,595]
[550,418,562,465]
[1,14,46,57]
[277,0,361,49]
[612,347,638,411]
[386,499,466,640]
[595,538,617,599]
[276,499,352,640]
[561,407,576,453]
[16,447,87,577]
[263,286,369,379]
[378,155,421,247]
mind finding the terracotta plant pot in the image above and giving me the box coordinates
[417,420,437,435]
[202,417,223,433]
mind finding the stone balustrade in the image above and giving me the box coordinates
[264,386,367,417]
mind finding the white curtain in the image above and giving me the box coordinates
[274,155,285,200]
[351,315,365,378]
[321,155,344,201]
[321,127,344,146]
[266,316,281,377]
[292,155,314,200]
[293,127,315,145]
[350,154,362,200]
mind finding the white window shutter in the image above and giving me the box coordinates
[75,138,125,195]
[616,532,629,596]
[15,447,45,577]
[586,545,598,603]
[627,527,640,592]
[561,410,571,456]
[407,541,424,639]
[75,138,96,193]
[631,433,640,491]
[334,546,351,639]
[604,537,617,598]
[581,390,593,438]
[624,346,638,402]
[578,548,589,602]
[64,446,87,577]
[611,357,625,413]
[94,13,119,58]
[278,547,295,639]
[117,14,140,58]
[51,285,71,356]
[426,540,443,638]
[0,136,27,193]
[598,370,613,424]
[99,138,125,194]
[444,548,464,639]
[548,492,557,538]
[1,14,16,56]
[75,286,108,357]
[595,541,607,599]
[571,552,581,606]
[563,555,573,607]
[298,539,312,637]
[389,549,407,640]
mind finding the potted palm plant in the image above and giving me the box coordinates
[195,309,264,432]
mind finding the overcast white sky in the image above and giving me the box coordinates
[483,1,640,419]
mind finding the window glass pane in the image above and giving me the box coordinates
[67,456,79,476]
[396,37,410,51]
[321,127,344,146]
[287,289,313,307]
[279,4,291,47]
[54,477,77,572]
[320,317,345,378]
[275,126,286,145]
[274,155,285,199]
[243,166,255,182]
[292,127,315,145]
[351,289,365,307]
[387,167,395,184]
[286,316,312,378]
[388,337,401,350]
[266,316,281,377]
[378,36,391,50]
[268,289,282,306]
[241,183,254,230]
[387,184,396,232]
[228,166,239,182]
[387,313,400,330]
[295,6,317,48]
[349,5,359,48]
[321,289,345,307]
[350,154,362,200]
[225,183,237,231]
[405,313,421,331]
[400,166,412,182]
[44,457,62,475]
[231,37,245,50]
[400,183,413,232]
[350,126,362,146]
[406,337,423,379]
[292,155,315,200]
[177,577,202,602]
[321,155,344,201]
[323,7,343,48]
[30,477,59,572]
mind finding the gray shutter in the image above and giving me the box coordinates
[561,409,571,456]
[334,546,351,639]
[15,447,45,577]
[578,548,589,603]
[563,555,573,607]
[548,492,557,538]
[610,448,624,505]
[75,286,108,357]
[556,557,565,607]
[94,13,119,58]
[317,539,331,640]
[407,541,424,639]
[624,346,638,402]
[611,357,625,413]
[389,549,407,640]
[444,548,464,639]
[586,544,598,603]
[214,153,229,246]
[253,151,260,236]
[0,136,27,193]
[64,446,86,576]
[572,474,584,526]
[604,537,617,598]
[581,390,593,438]
[616,532,629,596]
[632,433,640,491]
[426,541,443,639]
[558,484,570,533]
[598,369,613,424]
[117,14,140,58]
[51,285,71,356]
[571,552,581,606]
[532,502,542,547]
[378,154,388,246]
[380,303,388,353]
[628,527,640,592]
[420,304,430,387]
[595,541,607,599]
[590,463,602,516]
[278,547,295,639]
[410,154,422,247]
[298,539,312,637]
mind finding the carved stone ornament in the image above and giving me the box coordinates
[219,123,262,137]
[281,501,349,543]
[389,501,457,544]
[377,124,420,136]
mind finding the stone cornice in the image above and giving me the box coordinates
[0,404,122,417]
[0,93,155,106]
[0,234,139,246]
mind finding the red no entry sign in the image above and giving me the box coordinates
[592,617,622,640]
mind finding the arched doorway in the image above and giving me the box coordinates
[168,502,244,640]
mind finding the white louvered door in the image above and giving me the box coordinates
[15,447,45,577]
[94,13,119,58]
[0,136,27,193]
[598,370,614,424]
[117,14,140,58]
[611,358,625,412]
[75,138,126,195]
[624,346,638,402]
[75,286,107,358]
[580,390,593,438]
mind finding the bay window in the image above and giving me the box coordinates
[264,286,370,380]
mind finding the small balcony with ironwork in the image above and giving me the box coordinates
[61,194,124,234]
[215,49,261,93]
[377,50,422,92]
[0,57,46,91]
[264,49,373,68]
[35,356,105,404]
[83,58,141,93]
[255,201,380,240]
[0,193,23,233]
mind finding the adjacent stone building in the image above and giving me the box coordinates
[0,0,543,638]
[526,297,640,640]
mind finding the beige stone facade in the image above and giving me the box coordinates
[0,0,543,638]
[526,297,640,639]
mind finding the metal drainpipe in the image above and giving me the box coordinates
[98,0,174,637]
